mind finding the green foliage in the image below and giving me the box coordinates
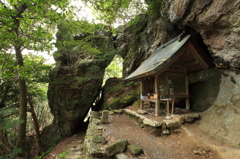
[82,0,146,25]
[0,147,22,159]
[57,150,67,159]
[104,55,123,83]
[34,147,54,159]
[132,100,140,108]
[55,20,115,64]
[146,0,166,20]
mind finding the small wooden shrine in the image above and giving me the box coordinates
[125,34,213,117]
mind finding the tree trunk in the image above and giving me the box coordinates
[15,46,27,152]
[27,92,42,153]
[0,83,10,108]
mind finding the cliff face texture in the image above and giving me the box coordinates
[163,0,240,68]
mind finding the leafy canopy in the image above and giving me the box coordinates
[82,0,147,25]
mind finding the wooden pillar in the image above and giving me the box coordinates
[185,75,190,110]
[154,75,160,116]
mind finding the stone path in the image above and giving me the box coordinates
[63,139,85,159]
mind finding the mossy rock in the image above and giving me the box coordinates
[99,78,140,110]
[127,144,143,156]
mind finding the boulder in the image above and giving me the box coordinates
[91,135,107,145]
[163,120,182,129]
[137,109,148,115]
[113,109,123,114]
[127,145,143,156]
[42,21,117,146]
[105,138,129,157]
[116,153,131,159]
[143,118,161,127]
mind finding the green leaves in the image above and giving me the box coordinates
[82,0,146,25]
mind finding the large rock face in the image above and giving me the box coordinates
[199,70,240,146]
[189,68,221,111]
[163,0,240,68]
[42,22,117,146]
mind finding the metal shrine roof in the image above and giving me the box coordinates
[125,35,192,80]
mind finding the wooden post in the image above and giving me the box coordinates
[171,99,175,115]
[140,80,143,96]
[185,75,190,110]
[154,75,160,116]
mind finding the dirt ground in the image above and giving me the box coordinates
[103,114,221,159]
[43,131,85,159]
[44,108,240,159]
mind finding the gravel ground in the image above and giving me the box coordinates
[102,114,221,159]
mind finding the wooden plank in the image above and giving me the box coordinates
[166,68,185,73]
[188,42,209,70]
[166,72,186,77]
[185,60,199,67]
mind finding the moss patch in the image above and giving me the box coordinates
[99,78,140,110]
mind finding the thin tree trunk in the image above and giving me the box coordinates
[15,46,27,152]
[27,92,42,153]
[0,84,10,108]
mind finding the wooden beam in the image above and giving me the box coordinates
[166,68,185,73]
[188,42,209,69]
[166,72,187,77]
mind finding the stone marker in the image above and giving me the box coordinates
[100,110,109,124]
[105,138,129,157]
[127,144,143,156]
[116,153,131,159]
